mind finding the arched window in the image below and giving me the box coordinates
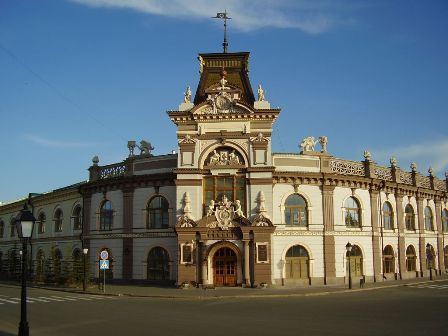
[38,212,46,234]
[54,209,63,232]
[203,175,246,216]
[147,247,170,280]
[345,197,361,227]
[406,245,416,272]
[284,194,308,227]
[10,218,15,237]
[405,205,415,230]
[100,200,113,231]
[72,249,82,282]
[383,245,395,274]
[426,244,436,270]
[147,196,169,229]
[72,205,82,231]
[285,245,309,279]
[53,248,63,281]
[0,220,4,238]
[35,250,45,282]
[382,202,394,230]
[424,206,434,231]
[443,209,448,232]
[346,245,363,276]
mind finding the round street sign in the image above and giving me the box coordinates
[100,250,109,260]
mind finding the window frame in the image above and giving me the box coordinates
[442,209,448,232]
[344,197,361,228]
[99,200,114,231]
[405,204,415,231]
[54,208,63,233]
[72,205,82,231]
[424,206,434,231]
[146,196,170,229]
[382,202,394,230]
[202,175,246,216]
[38,212,46,234]
[284,194,308,227]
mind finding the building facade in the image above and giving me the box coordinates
[1,50,448,287]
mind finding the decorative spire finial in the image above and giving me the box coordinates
[213,11,231,53]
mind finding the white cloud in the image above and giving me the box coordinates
[70,0,358,33]
[24,134,100,148]
[372,139,448,176]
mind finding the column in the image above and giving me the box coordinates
[395,192,405,279]
[370,188,382,281]
[322,184,336,284]
[122,188,134,280]
[435,200,444,275]
[244,240,250,286]
[416,195,426,276]
[202,259,208,285]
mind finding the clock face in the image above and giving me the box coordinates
[216,95,231,110]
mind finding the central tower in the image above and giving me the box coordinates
[168,50,280,287]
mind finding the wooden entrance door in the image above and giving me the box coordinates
[213,247,237,286]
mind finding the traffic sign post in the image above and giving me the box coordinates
[99,250,109,293]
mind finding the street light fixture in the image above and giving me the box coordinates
[426,243,433,281]
[14,204,36,336]
[83,248,89,291]
[346,242,353,289]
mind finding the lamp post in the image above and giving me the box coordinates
[14,204,36,336]
[426,243,433,281]
[83,248,89,291]
[346,242,353,289]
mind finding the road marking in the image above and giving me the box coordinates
[50,296,77,301]
[0,297,19,304]
[66,296,92,301]
[40,296,64,302]
[29,297,51,302]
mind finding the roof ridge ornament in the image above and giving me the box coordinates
[213,11,231,53]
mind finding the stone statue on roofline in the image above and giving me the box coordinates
[257,84,265,102]
[184,86,192,103]
[300,136,318,152]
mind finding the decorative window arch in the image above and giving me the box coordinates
[382,202,394,230]
[344,197,361,227]
[0,219,4,238]
[285,245,309,279]
[53,248,63,280]
[346,245,363,276]
[405,204,415,230]
[424,206,434,231]
[442,209,448,232]
[100,200,113,231]
[284,194,308,227]
[147,196,169,229]
[72,205,82,231]
[54,208,63,232]
[406,245,416,272]
[72,248,83,282]
[147,247,170,280]
[37,212,46,234]
[383,245,395,274]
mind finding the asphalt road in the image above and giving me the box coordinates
[1,281,448,336]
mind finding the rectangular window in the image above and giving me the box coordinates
[203,176,246,216]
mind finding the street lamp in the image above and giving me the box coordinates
[14,204,36,336]
[426,243,433,281]
[83,248,89,291]
[346,242,353,289]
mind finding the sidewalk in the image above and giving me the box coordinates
[10,275,446,300]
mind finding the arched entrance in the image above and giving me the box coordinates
[213,247,237,286]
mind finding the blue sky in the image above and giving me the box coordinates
[0,0,447,203]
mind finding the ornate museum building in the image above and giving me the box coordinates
[1,49,448,287]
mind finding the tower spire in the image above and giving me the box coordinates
[213,10,231,53]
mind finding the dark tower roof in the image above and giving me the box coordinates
[194,52,255,106]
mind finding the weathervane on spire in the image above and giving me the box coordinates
[213,10,231,53]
